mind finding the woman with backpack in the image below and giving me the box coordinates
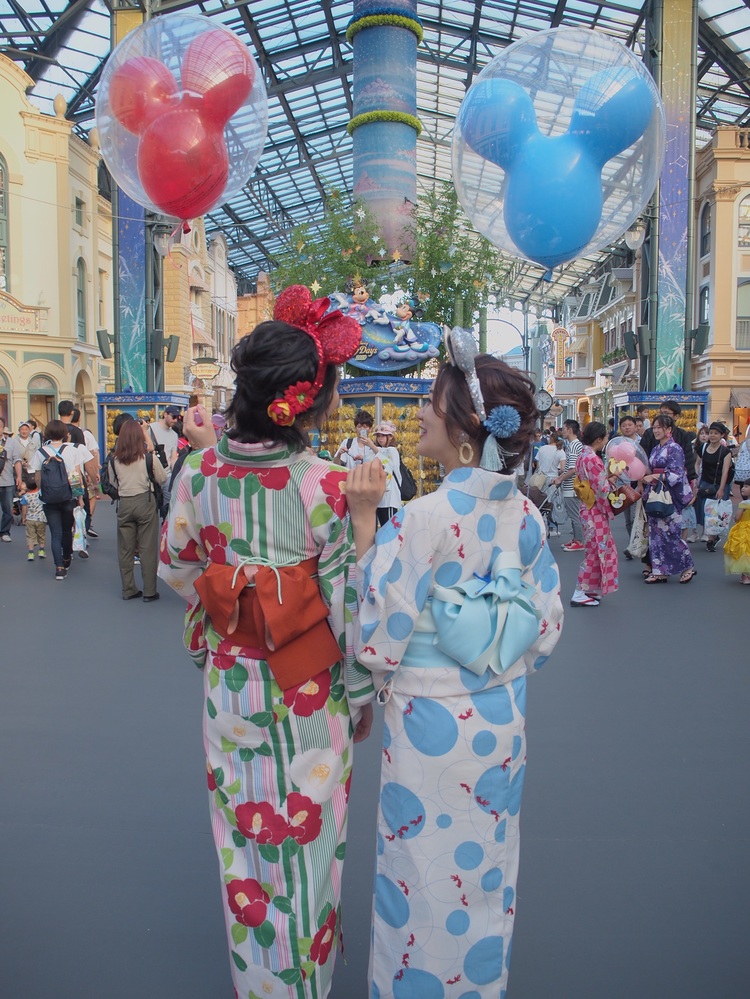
[112,419,168,601]
[29,420,93,580]
[372,421,404,526]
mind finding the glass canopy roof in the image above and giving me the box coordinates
[2,0,750,307]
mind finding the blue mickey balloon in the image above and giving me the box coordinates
[453,27,665,270]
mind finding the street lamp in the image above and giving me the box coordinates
[600,367,613,422]
[489,316,529,372]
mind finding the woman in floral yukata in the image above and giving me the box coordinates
[346,329,565,999]
[642,413,696,584]
[570,421,618,608]
[160,286,375,999]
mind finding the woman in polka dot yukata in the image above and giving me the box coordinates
[346,330,564,999]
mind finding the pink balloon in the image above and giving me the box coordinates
[627,457,648,479]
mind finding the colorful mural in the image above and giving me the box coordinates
[117,191,146,391]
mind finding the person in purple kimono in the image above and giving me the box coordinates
[642,414,697,583]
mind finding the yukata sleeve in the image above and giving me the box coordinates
[309,467,375,722]
[158,451,210,667]
[355,503,435,677]
[663,441,687,487]
[519,511,565,675]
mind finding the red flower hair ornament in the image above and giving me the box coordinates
[267,285,362,426]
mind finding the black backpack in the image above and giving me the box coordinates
[40,444,73,505]
[397,456,417,501]
[100,450,119,502]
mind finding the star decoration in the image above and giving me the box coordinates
[379,247,386,257]
[431,268,437,277]
[356,208,366,221]
[296,240,305,252]
[392,250,402,262]
[372,236,380,244]
[310,280,321,294]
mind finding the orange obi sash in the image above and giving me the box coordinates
[193,556,343,690]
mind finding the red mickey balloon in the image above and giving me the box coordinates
[109,56,179,134]
[181,28,255,123]
[137,101,229,219]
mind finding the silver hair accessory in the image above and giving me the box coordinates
[443,325,485,421]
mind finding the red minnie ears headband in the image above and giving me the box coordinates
[268,285,362,426]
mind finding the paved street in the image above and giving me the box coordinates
[1,504,748,998]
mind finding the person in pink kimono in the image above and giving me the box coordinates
[570,421,618,607]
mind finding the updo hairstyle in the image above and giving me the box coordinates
[581,421,607,446]
[225,320,338,450]
[432,354,537,473]
[652,414,674,433]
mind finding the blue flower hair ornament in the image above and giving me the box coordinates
[484,404,521,439]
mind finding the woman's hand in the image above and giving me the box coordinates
[346,459,386,559]
[353,703,374,743]
[183,405,218,450]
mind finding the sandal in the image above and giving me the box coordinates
[641,567,652,577]
[679,568,697,584]
[644,574,668,584]
[570,595,600,607]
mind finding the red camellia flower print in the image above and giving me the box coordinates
[282,670,332,717]
[200,525,228,564]
[206,762,217,791]
[200,450,219,477]
[310,909,337,965]
[177,538,204,562]
[285,792,322,845]
[254,466,291,491]
[212,652,237,671]
[226,878,269,928]
[235,800,289,845]
[159,530,171,565]
[319,470,348,519]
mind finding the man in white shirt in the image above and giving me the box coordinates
[334,410,378,469]
[553,419,584,551]
[149,406,181,469]
[0,416,24,542]
[71,407,101,537]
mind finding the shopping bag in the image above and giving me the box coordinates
[72,505,88,552]
[703,498,733,537]
[626,500,649,559]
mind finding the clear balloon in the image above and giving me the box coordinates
[96,14,267,221]
[452,28,665,270]
[605,436,649,481]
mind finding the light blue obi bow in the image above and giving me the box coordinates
[430,553,541,676]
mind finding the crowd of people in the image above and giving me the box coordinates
[2,299,749,998]
[528,400,750,606]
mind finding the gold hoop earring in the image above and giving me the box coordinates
[458,440,474,465]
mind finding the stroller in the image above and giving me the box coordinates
[520,476,564,537]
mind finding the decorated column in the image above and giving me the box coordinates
[347,1,422,258]
[653,0,697,390]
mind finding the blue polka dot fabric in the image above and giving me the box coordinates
[356,468,564,996]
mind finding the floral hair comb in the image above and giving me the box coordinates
[268,286,362,425]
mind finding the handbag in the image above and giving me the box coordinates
[608,482,642,515]
[529,470,547,489]
[735,441,750,482]
[626,499,649,559]
[644,476,674,519]
[704,498,733,537]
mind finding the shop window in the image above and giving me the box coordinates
[28,375,57,427]
[739,196,750,248]
[736,280,750,350]
[76,258,86,341]
[700,203,711,257]
[75,197,84,229]
[699,286,709,325]
[0,154,8,292]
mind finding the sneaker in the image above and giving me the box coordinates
[623,548,633,560]
[78,550,90,559]
[1,534,11,542]
[63,557,72,569]
[87,529,99,538]
[27,551,35,561]
[134,555,141,564]
[55,566,67,580]
[562,541,584,551]
[38,549,46,558]
[706,539,718,552]
[548,528,560,537]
